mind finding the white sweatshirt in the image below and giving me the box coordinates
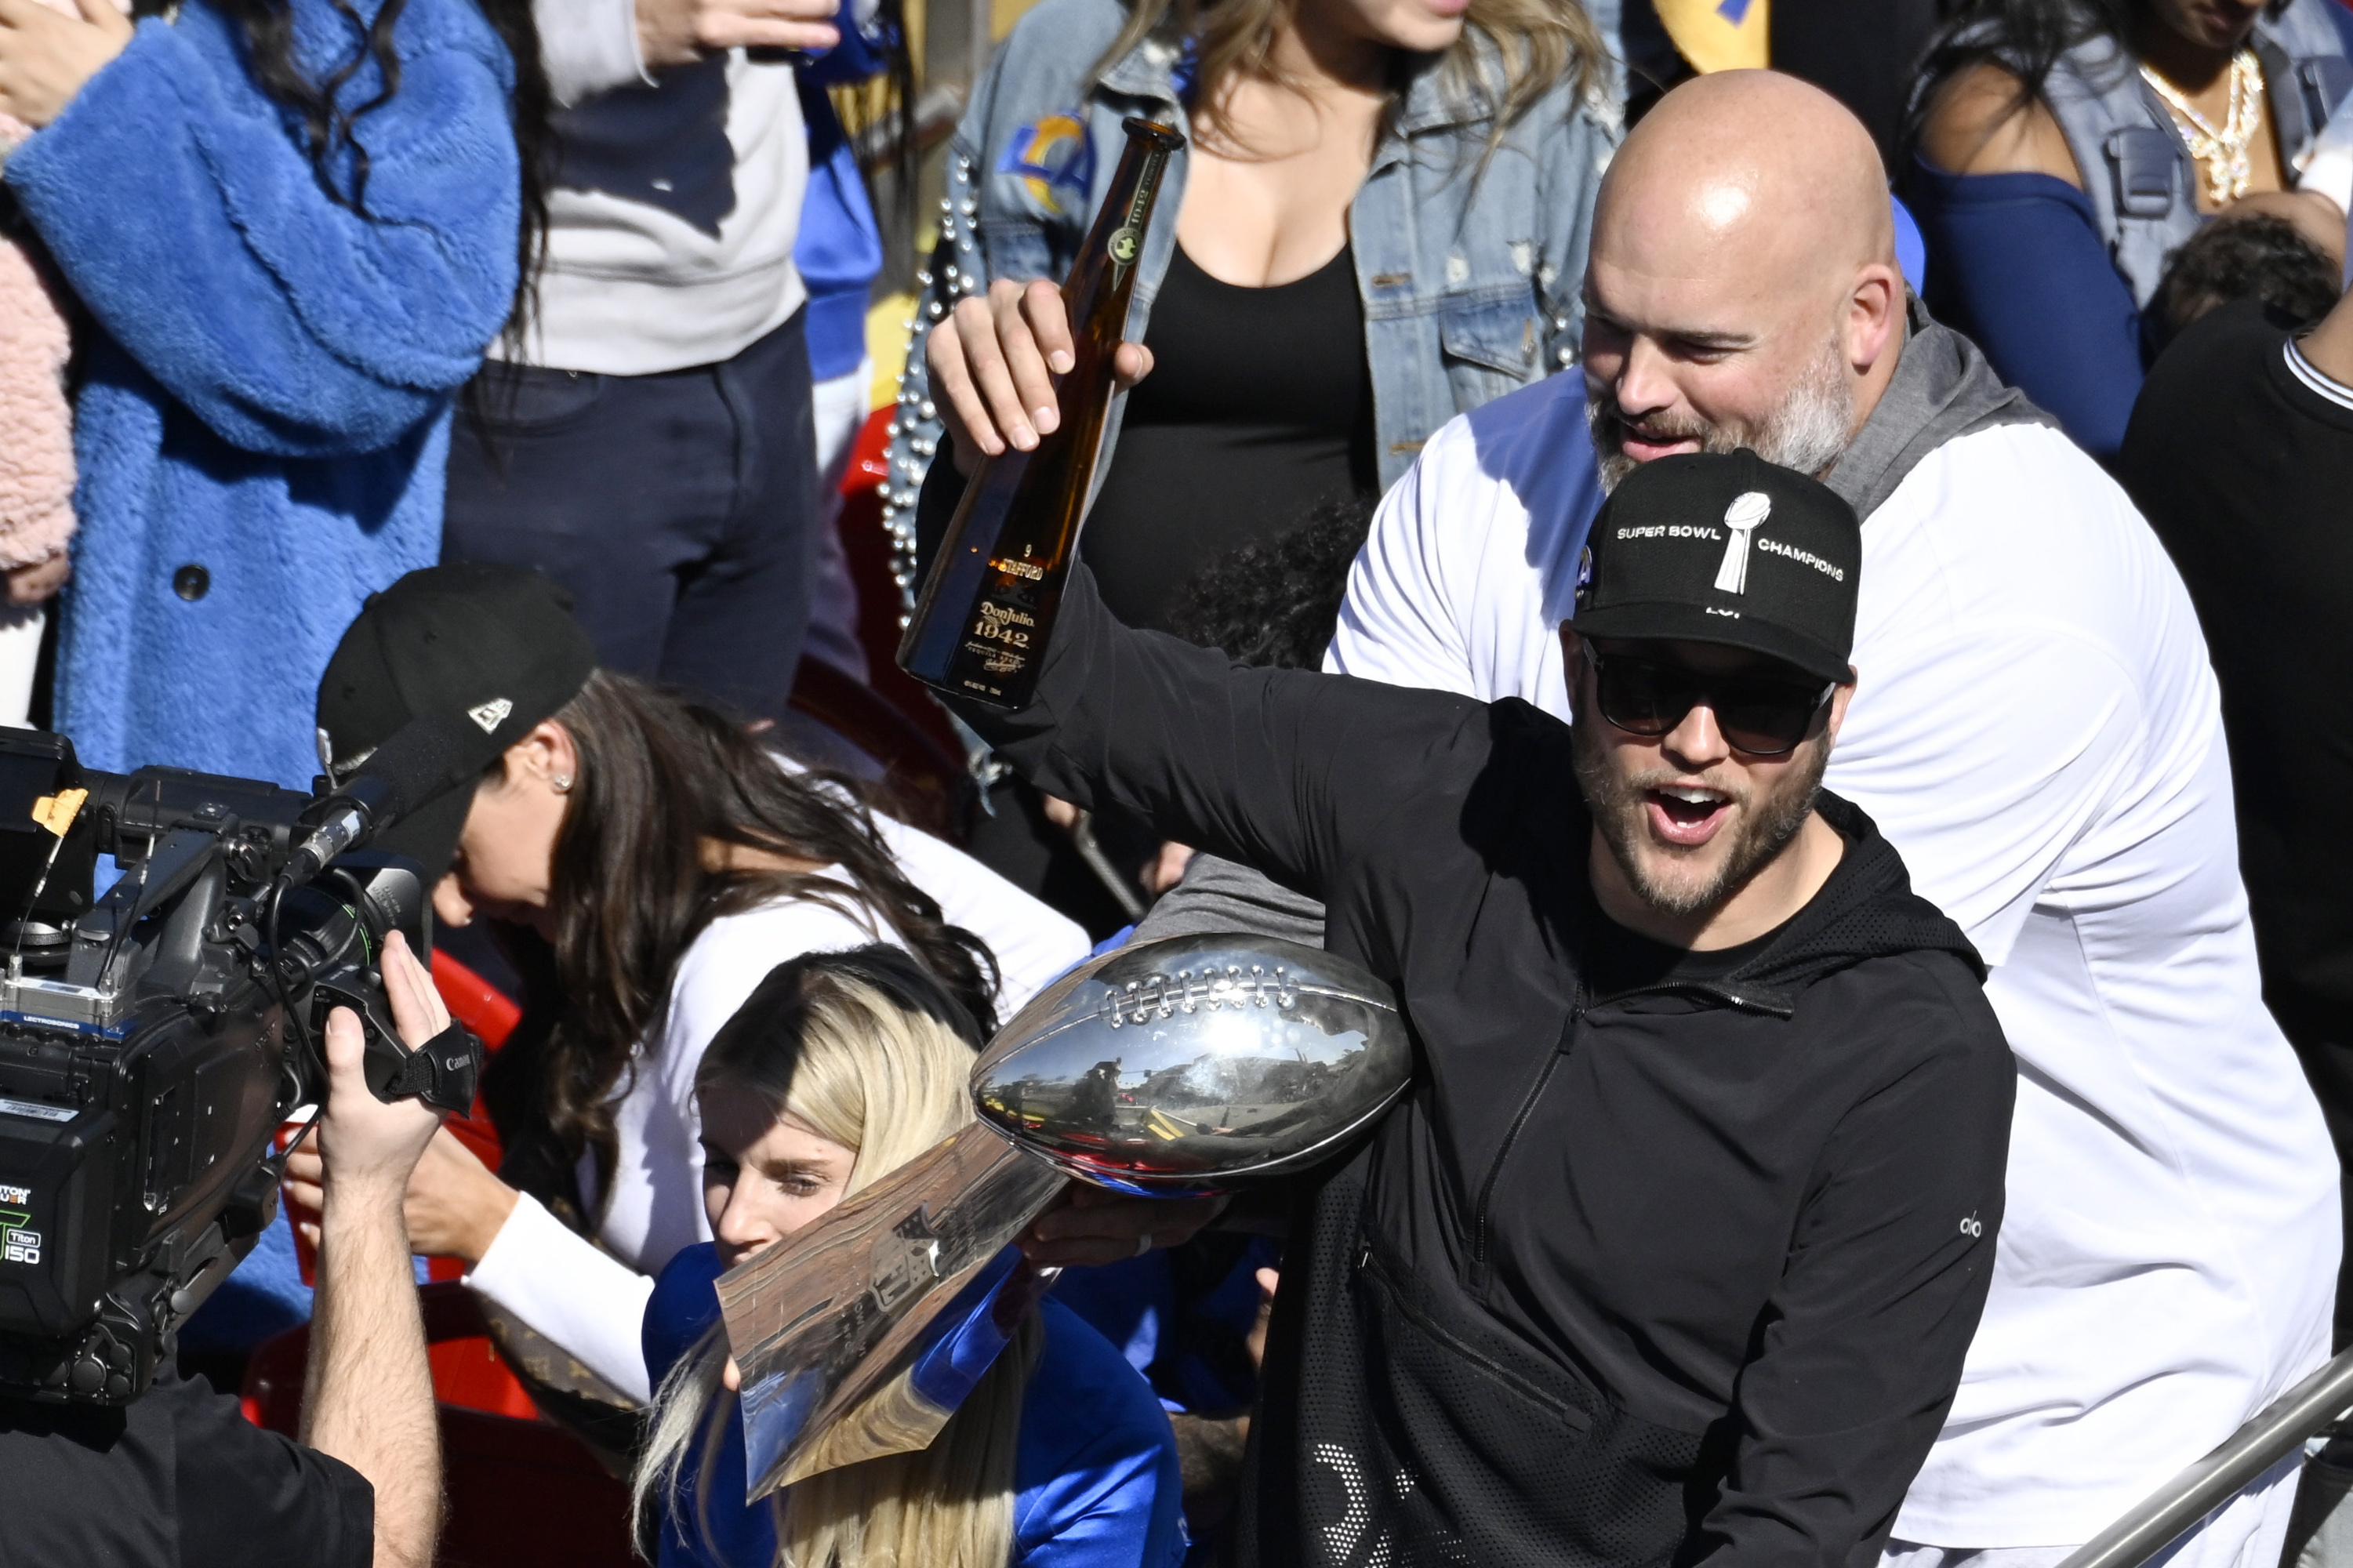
[1325,371,2341,1548]
[463,811,1090,1400]
[511,0,808,374]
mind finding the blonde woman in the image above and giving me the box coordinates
[898,0,1618,627]
[888,0,1619,924]
[634,946,1186,1568]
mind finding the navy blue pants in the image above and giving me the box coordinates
[441,310,819,721]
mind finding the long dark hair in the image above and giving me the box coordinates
[151,0,552,342]
[1908,0,2289,148]
[1910,0,2134,136]
[539,671,1000,1192]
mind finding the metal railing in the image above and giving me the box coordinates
[2055,1346,2353,1568]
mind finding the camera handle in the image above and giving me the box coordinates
[309,975,482,1116]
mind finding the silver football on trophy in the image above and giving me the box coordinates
[969,935,1412,1196]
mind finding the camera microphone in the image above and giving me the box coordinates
[279,713,474,891]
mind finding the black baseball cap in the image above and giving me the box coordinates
[314,564,600,880]
[1569,449,1860,683]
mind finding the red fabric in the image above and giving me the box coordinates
[241,1285,634,1566]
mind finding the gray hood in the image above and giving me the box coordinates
[1826,299,2059,521]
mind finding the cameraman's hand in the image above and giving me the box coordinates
[928,278,1153,476]
[1017,1181,1225,1269]
[285,933,518,1260]
[637,0,838,68]
[309,932,445,1207]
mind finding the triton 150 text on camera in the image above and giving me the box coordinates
[0,719,484,1408]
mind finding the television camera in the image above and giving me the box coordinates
[0,724,480,1406]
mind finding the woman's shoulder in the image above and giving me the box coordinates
[1404,25,1619,150]
[659,895,892,1061]
[1013,1300,1183,1562]
[327,0,510,70]
[670,894,889,1006]
[681,890,886,960]
[1019,1298,1177,1478]
[205,0,512,87]
[995,0,1132,67]
[1917,59,2085,184]
[973,0,1139,126]
[644,1243,728,1385]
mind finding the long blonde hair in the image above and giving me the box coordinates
[631,948,1042,1568]
[1094,0,1607,150]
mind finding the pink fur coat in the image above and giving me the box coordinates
[0,0,107,575]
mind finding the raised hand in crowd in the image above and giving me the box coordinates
[634,0,842,67]
[0,0,128,128]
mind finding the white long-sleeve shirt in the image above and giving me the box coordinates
[1325,370,2340,1548]
[464,811,1089,1400]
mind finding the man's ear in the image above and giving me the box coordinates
[1846,265,1904,377]
[1559,626,1586,714]
[1822,666,1860,746]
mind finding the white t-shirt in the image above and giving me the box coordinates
[1327,372,2340,1547]
[464,811,1089,1401]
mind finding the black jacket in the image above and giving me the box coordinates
[962,567,2016,1568]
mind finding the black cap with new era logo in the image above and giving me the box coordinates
[314,564,600,880]
[1569,449,1861,684]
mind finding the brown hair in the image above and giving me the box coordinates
[537,670,999,1193]
[1093,0,1605,149]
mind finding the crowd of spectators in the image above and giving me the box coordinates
[2,0,2353,1560]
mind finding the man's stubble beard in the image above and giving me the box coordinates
[1587,332,1857,493]
[1570,710,1829,919]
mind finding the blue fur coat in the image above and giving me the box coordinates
[5,0,520,786]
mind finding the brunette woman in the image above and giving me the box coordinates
[1906,0,2352,458]
[0,0,548,787]
[281,565,1088,1421]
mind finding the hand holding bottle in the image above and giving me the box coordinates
[900,118,1185,708]
[928,278,1157,474]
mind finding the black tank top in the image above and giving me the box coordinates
[1080,239,1379,633]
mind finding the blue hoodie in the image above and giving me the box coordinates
[5,0,520,786]
[797,15,891,385]
[644,1242,1188,1568]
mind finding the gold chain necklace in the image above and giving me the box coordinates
[2140,49,2264,205]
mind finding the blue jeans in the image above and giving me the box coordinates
[442,310,819,721]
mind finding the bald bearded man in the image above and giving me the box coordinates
[1284,69,2337,1568]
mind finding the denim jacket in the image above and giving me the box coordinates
[878,0,1620,601]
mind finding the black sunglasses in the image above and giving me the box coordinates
[1579,644,1836,757]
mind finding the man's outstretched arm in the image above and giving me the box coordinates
[297,932,448,1568]
[953,558,1484,919]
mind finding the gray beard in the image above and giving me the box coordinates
[1570,704,1829,919]
[1588,338,1857,494]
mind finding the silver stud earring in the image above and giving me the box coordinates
[552,774,573,793]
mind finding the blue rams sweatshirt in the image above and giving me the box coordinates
[645,1243,1189,1568]
[6,0,520,787]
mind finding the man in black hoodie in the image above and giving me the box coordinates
[959,448,2015,1568]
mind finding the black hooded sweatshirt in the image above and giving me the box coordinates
[960,565,2016,1568]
